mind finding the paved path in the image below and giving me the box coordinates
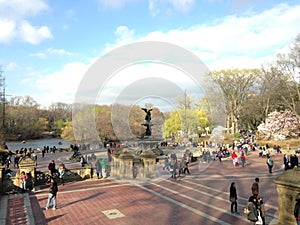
[2,150,283,225]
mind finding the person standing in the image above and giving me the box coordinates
[48,160,56,176]
[266,156,274,173]
[45,177,58,210]
[58,164,65,186]
[101,158,107,178]
[217,150,223,162]
[95,159,101,179]
[229,182,239,214]
[247,195,259,224]
[251,177,259,197]
[284,154,290,170]
[294,194,300,225]
[241,152,246,167]
[20,171,28,193]
[163,155,170,171]
[231,151,238,166]
[170,159,178,179]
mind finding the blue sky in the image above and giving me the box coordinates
[0,0,300,109]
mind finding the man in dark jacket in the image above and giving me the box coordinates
[48,160,56,175]
[45,177,58,210]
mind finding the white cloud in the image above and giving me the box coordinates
[29,52,47,59]
[30,48,75,58]
[0,0,52,44]
[0,19,16,43]
[96,0,139,9]
[115,26,135,41]
[19,20,52,45]
[29,3,300,107]
[33,62,90,107]
[0,0,48,19]
[6,62,18,71]
[149,0,195,16]
[104,26,136,53]
[141,3,300,69]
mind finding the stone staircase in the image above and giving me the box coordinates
[0,193,35,225]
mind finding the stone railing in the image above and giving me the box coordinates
[274,167,300,225]
[0,158,93,194]
[111,148,157,180]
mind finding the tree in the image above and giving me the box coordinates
[208,69,260,134]
[275,33,300,120]
[5,96,48,140]
[163,111,182,141]
[258,110,300,140]
[47,102,72,135]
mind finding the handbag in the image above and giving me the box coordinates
[229,196,236,202]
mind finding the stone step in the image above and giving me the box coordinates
[1,193,35,225]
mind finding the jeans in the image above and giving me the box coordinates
[45,193,56,209]
[297,220,300,225]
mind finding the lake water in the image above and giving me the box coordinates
[6,138,73,150]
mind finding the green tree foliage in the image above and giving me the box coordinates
[46,102,72,136]
[163,111,181,141]
[163,93,210,142]
[60,121,74,140]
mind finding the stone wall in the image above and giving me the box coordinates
[274,167,300,225]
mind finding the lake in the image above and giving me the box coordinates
[6,138,73,150]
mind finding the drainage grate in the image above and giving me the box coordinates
[102,209,125,219]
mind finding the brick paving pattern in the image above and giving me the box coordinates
[4,150,283,225]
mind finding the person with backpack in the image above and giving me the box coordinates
[45,176,58,210]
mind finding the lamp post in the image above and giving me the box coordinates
[0,68,6,149]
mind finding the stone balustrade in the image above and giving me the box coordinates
[274,167,300,225]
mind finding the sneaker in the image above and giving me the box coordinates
[52,208,56,210]
[234,211,240,215]
[45,207,48,210]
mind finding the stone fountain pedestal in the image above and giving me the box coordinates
[111,148,157,181]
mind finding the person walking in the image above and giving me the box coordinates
[229,182,239,214]
[45,177,58,210]
[183,155,190,175]
[163,155,170,171]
